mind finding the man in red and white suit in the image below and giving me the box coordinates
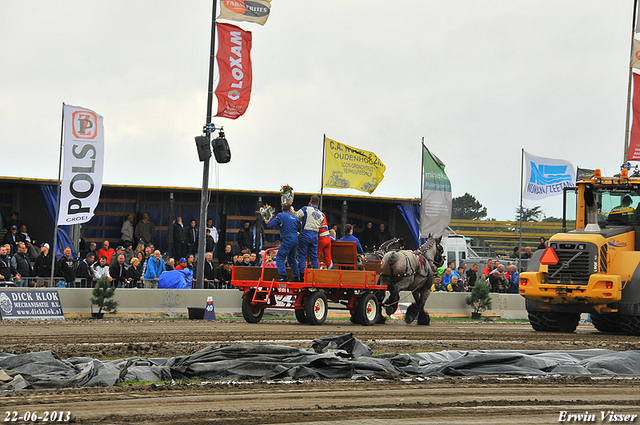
[317,214,332,269]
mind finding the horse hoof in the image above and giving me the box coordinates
[417,311,431,326]
[385,305,396,316]
[404,304,419,324]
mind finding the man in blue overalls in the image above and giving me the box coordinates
[265,204,300,282]
[295,195,323,276]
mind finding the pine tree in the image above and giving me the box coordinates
[91,275,119,314]
[465,280,492,314]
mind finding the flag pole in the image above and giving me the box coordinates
[624,0,638,163]
[50,103,65,286]
[518,148,524,270]
[419,137,425,241]
[195,0,218,290]
[320,134,326,210]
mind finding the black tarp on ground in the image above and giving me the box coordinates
[1,334,640,391]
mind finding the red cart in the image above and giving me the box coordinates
[231,245,386,326]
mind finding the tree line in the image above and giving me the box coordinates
[452,193,561,223]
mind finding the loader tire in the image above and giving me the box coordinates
[590,313,621,333]
[528,311,580,333]
[620,315,640,336]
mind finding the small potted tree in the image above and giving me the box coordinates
[90,275,119,319]
[465,279,492,319]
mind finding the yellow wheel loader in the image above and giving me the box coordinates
[520,168,640,334]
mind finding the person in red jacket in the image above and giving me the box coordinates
[481,259,494,277]
[174,258,188,270]
[97,240,116,265]
[317,214,332,269]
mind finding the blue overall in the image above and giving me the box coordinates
[298,229,319,272]
[266,212,299,278]
[296,205,322,272]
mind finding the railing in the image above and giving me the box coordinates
[1,277,95,288]
[1,277,141,289]
[2,275,234,289]
[449,219,564,256]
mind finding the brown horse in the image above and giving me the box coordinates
[378,236,444,325]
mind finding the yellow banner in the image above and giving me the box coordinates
[218,0,272,26]
[323,137,386,194]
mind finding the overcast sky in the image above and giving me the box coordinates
[0,1,635,220]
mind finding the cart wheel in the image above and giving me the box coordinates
[295,309,308,324]
[305,291,328,325]
[241,290,264,323]
[357,292,379,326]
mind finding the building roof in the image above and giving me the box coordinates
[0,176,419,203]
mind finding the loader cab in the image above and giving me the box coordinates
[565,179,640,250]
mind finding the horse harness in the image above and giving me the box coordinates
[380,239,438,286]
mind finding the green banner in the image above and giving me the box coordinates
[420,145,451,238]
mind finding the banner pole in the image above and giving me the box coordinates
[196,0,218,290]
[624,0,638,163]
[419,137,425,241]
[50,103,65,286]
[320,134,326,210]
[518,148,524,271]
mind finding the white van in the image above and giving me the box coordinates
[441,233,525,272]
[441,234,468,269]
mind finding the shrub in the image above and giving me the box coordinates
[90,275,119,314]
[465,279,492,314]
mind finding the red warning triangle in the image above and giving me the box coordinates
[540,246,559,265]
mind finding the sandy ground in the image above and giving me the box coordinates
[1,318,640,424]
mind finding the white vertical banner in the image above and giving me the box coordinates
[522,151,574,201]
[57,104,104,225]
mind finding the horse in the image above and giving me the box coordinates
[378,236,444,325]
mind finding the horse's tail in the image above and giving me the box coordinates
[386,251,399,269]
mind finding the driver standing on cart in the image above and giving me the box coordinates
[265,204,300,282]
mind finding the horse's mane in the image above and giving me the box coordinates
[378,237,402,253]
[415,237,437,255]
[413,236,444,268]
[368,237,404,261]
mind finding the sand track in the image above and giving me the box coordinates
[1,319,639,424]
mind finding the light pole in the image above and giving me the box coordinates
[194,0,218,290]
[194,1,232,289]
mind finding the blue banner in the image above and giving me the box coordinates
[523,151,575,200]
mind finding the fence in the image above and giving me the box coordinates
[1,275,236,290]
[449,219,565,257]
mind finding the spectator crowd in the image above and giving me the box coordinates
[1,208,541,295]
[0,198,377,290]
[428,240,549,294]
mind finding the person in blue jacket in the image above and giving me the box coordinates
[340,223,363,254]
[265,204,300,282]
[143,250,165,289]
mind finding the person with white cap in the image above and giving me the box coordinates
[34,243,52,286]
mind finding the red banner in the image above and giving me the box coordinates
[628,72,640,161]
[215,23,253,120]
